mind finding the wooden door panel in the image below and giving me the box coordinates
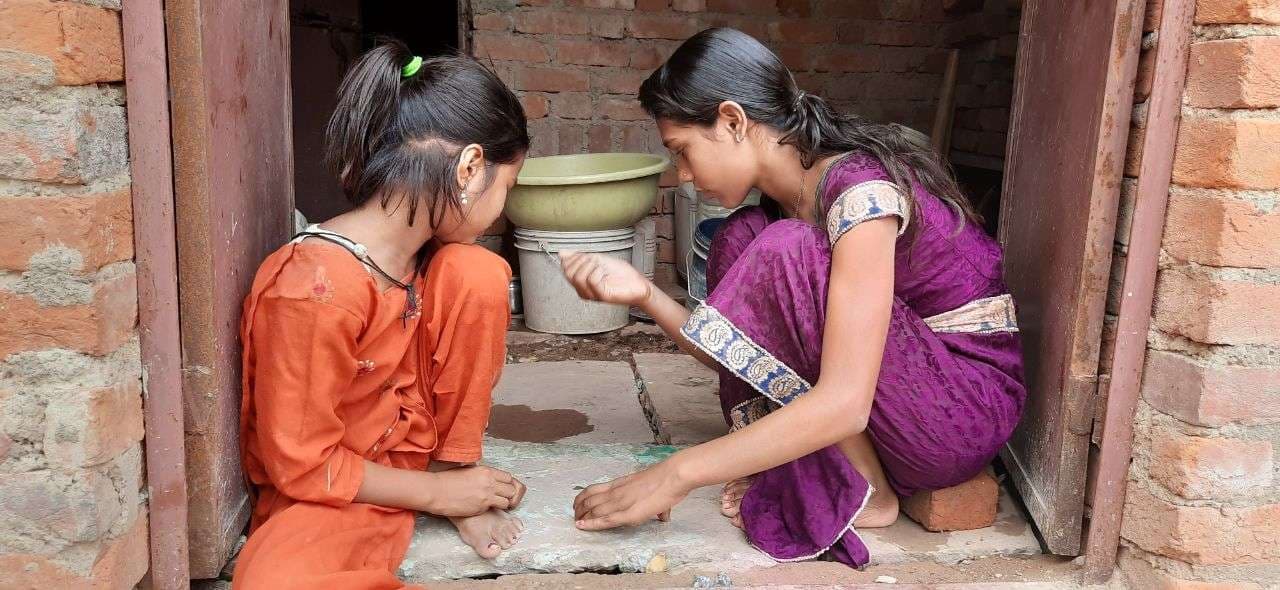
[999,0,1144,555]
[167,0,294,577]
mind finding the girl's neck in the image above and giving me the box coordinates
[320,202,433,279]
[756,145,839,224]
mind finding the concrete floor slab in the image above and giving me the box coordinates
[486,361,654,444]
[633,353,727,445]
[861,490,1041,565]
[400,442,776,582]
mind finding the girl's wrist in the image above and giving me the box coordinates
[415,471,440,513]
[666,449,702,492]
[638,280,660,311]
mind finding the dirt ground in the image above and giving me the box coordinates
[506,321,681,364]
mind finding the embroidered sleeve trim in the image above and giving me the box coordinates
[826,180,910,247]
[680,304,813,406]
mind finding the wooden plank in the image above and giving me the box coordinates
[121,0,191,587]
[166,0,295,577]
[998,0,1144,555]
[1083,0,1196,580]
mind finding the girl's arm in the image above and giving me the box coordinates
[571,217,897,529]
[355,460,523,516]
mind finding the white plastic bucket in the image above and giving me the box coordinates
[675,184,697,279]
[514,228,635,335]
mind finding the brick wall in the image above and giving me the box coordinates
[1117,0,1280,587]
[0,1,148,588]
[470,0,966,286]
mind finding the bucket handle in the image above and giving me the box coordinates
[537,241,560,265]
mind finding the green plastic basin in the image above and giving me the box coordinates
[505,153,670,231]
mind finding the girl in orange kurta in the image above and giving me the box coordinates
[232,43,531,589]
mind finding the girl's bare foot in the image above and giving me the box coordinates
[853,488,899,528]
[720,476,754,530]
[449,509,524,559]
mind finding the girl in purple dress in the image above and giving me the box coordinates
[559,28,1025,568]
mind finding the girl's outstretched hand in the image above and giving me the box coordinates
[559,249,653,307]
[572,459,690,531]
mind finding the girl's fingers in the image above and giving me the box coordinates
[657,510,671,522]
[495,480,517,499]
[584,264,609,299]
[572,481,612,515]
[576,513,620,531]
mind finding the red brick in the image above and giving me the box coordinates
[652,212,675,239]
[862,22,935,47]
[515,66,590,92]
[555,39,631,67]
[559,123,587,154]
[1122,485,1280,565]
[589,125,614,152]
[0,188,133,272]
[1163,190,1280,269]
[473,12,511,31]
[706,0,777,15]
[521,94,550,119]
[592,68,650,94]
[621,125,652,152]
[1173,115,1280,190]
[1150,431,1273,500]
[1152,266,1280,345]
[564,0,636,8]
[1144,0,1163,32]
[902,469,998,532]
[659,166,680,189]
[90,514,150,590]
[473,33,549,63]
[775,45,809,71]
[636,0,670,10]
[767,19,835,44]
[601,97,649,121]
[811,46,882,73]
[592,14,627,39]
[631,44,668,70]
[1135,43,1157,103]
[1141,350,1280,427]
[0,106,125,184]
[0,431,11,459]
[656,236,676,263]
[701,15,770,39]
[1194,0,1280,24]
[0,268,137,359]
[1186,37,1280,108]
[1119,549,1266,590]
[817,0,882,19]
[550,92,594,119]
[673,0,706,11]
[777,0,812,17]
[44,379,144,468]
[519,0,555,5]
[628,14,702,40]
[0,0,123,85]
[514,11,592,36]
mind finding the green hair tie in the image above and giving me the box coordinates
[401,56,423,79]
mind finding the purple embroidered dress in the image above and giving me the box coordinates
[679,152,1026,567]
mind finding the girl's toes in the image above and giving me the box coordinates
[476,542,501,560]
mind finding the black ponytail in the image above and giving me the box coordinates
[325,38,529,228]
[639,28,980,229]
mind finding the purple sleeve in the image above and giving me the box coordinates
[819,153,910,246]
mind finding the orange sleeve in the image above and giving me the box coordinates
[423,246,511,464]
[250,294,366,506]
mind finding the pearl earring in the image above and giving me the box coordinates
[460,192,469,205]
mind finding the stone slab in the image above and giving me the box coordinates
[400,442,776,581]
[861,489,1041,565]
[486,361,653,444]
[633,353,728,445]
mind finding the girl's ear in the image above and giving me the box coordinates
[456,144,486,191]
[716,101,749,142]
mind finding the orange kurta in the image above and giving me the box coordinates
[232,239,510,590]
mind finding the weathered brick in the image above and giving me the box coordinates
[1186,37,1280,109]
[601,97,649,121]
[775,45,810,71]
[1150,431,1273,500]
[628,14,703,40]
[44,379,144,468]
[520,94,550,120]
[620,125,653,152]
[0,105,128,184]
[630,43,670,70]
[555,39,631,67]
[0,0,123,85]
[767,20,836,44]
[588,124,613,152]
[1152,266,1280,346]
[564,0,636,8]
[1142,350,1280,427]
[515,66,590,92]
[0,267,138,359]
[673,0,706,11]
[701,15,770,39]
[636,0,670,10]
[0,510,148,587]
[591,68,649,94]
[811,46,882,73]
[902,469,998,532]
[0,468,120,543]
[559,123,587,154]
[473,12,511,31]
[1136,42,1157,103]
[1194,0,1280,24]
[1173,115,1280,190]
[1163,190,1280,269]
[473,33,549,63]
[550,92,594,120]
[776,0,811,17]
[1122,485,1280,565]
[706,0,777,15]
[0,188,134,272]
[817,0,881,18]
[90,513,149,590]
[514,11,592,36]
[1119,549,1266,590]
[591,14,627,39]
